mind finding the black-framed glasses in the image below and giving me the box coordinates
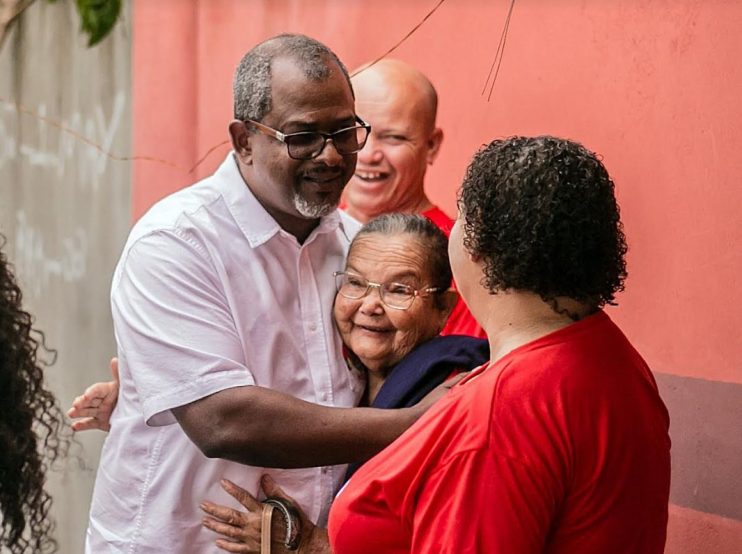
[244,116,371,160]
[334,271,440,311]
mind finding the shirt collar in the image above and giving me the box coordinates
[218,152,348,248]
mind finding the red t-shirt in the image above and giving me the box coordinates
[421,206,486,339]
[328,311,671,553]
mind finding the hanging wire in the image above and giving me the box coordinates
[351,0,447,77]
[481,0,517,101]
[0,96,185,171]
[2,0,450,174]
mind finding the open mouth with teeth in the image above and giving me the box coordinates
[354,170,390,183]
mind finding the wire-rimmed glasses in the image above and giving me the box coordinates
[334,271,439,310]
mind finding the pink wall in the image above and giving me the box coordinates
[133,1,742,549]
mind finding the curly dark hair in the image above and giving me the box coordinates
[458,136,628,312]
[0,235,67,553]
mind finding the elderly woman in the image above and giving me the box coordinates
[69,214,487,421]
[202,136,671,553]
[0,237,68,553]
[333,214,487,410]
[69,214,489,550]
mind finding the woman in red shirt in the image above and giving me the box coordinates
[141,136,674,553]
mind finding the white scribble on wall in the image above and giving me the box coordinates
[0,91,126,191]
[13,210,88,297]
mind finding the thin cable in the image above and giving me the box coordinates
[2,0,448,174]
[488,0,516,101]
[1,96,183,170]
[187,140,230,174]
[481,0,516,101]
[351,0,447,77]
[0,95,225,174]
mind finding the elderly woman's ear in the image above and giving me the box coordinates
[436,289,459,330]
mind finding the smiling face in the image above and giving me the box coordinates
[333,232,449,374]
[236,55,358,231]
[343,60,443,222]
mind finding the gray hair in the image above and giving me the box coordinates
[233,34,353,122]
[352,214,452,305]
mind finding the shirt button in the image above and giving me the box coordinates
[308,323,317,332]
[320,391,328,401]
[322,467,329,474]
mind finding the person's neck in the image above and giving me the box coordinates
[346,193,434,224]
[366,370,387,406]
[350,353,390,406]
[238,161,321,244]
[271,212,321,245]
[474,290,595,363]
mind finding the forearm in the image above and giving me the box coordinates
[174,385,422,468]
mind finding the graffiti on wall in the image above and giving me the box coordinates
[0,91,126,191]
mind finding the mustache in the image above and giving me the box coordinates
[302,169,346,180]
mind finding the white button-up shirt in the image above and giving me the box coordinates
[86,154,363,553]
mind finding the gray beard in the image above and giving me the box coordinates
[292,191,337,219]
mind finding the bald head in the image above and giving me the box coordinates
[344,59,444,223]
[352,59,438,132]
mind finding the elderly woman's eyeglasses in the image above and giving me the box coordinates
[334,271,440,311]
[244,117,371,160]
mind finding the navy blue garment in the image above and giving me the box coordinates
[372,335,490,409]
[345,335,490,481]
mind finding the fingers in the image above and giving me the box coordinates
[110,357,120,383]
[70,417,110,432]
[260,474,288,500]
[201,515,249,540]
[67,390,114,432]
[221,479,261,511]
[202,517,259,552]
[214,538,255,553]
[68,383,115,415]
[200,501,247,526]
[67,395,111,432]
[69,393,104,412]
[201,503,261,553]
[68,405,102,418]
[85,381,118,402]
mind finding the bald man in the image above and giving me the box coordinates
[344,59,484,338]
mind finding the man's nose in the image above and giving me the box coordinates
[358,135,383,164]
[314,138,344,166]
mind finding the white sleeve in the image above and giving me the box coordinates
[112,230,254,426]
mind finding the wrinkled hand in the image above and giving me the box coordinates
[67,357,120,432]
[201,479,264,552]
[201,475,324,553]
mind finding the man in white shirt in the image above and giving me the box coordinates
[85,34,424,553]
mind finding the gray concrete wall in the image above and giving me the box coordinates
[0,1,131,552]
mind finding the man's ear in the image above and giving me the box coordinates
[229,120,252,163]
[426,127,444,165]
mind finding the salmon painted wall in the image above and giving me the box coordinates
[132,1,742,550]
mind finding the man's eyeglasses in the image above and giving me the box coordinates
[334,271,440,311]
[244,117,371,160]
